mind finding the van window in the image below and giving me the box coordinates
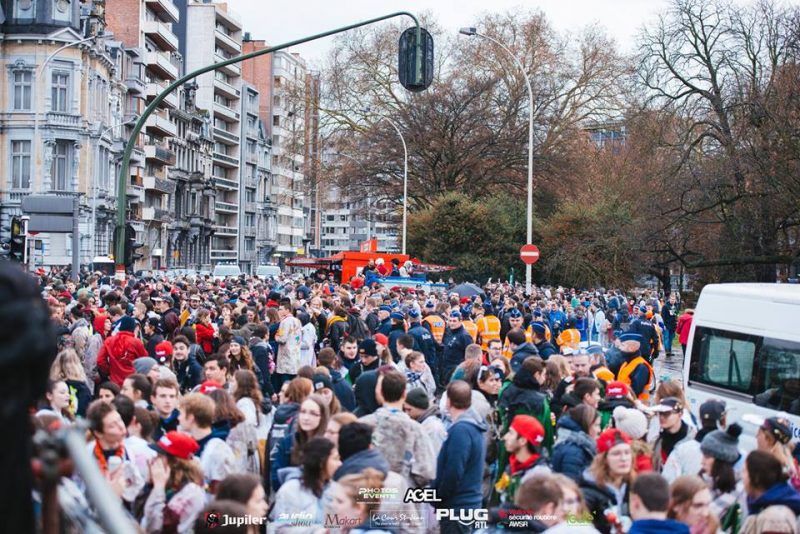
[690,327,758,393]
[754,338,800,414]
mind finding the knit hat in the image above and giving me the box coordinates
[149,431,199,460]
[700,423,742,463]
[612,406,648,440]
[359,338,379,358]
[605,381,630,399]
[231,335,247,347]
[373,333,389,347]
[596,428,632,454]
[118,315,137,333]
[761,416,792,445]
[133,357,158,375]
[405,388,430,410]
[510,415,545,447]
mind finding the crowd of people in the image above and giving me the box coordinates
[29,266,800,533]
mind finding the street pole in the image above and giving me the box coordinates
[113,12,423,279]
[72,194,80,282]
[460,28,535,294]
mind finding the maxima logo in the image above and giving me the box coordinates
[434,508,489,528]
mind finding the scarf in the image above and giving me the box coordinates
[93,440,125,475]
[406,369,422,383]
[509,452,541,475]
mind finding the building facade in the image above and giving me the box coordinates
[165,82,215,269]
[0,0,135,268]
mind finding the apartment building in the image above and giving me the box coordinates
[177,0,242,265]
[0,0,139,267]
[106,0,181,269]
[165,82,215,269]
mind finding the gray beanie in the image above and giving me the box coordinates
[700,423,742,464]
[612,406,648,440]
[133,357,158,376]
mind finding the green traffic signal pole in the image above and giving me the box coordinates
[115,11,423,278]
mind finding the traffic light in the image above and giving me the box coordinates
[114,223,144,268]
[9,217,25,262]
[398,26,434,92]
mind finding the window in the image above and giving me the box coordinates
[51,141,72,191]
[11,140,31,189]
[245,238,255,251]
[51,71,70,112]
[755,338,800,414]
[245,188,255,202]
[689,327,757,393]
[245,214,255,226]
[12,70,32,110]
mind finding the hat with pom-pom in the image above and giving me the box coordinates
[612,406,648,440]
[700,423,742,464]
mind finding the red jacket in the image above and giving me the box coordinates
[676,312,694,345]
[195,322,216,356]
[96,331,148,386]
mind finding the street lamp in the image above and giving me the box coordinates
[362,108,408,255]
[460,26,535,294]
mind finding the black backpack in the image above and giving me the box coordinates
[347,314,371,342]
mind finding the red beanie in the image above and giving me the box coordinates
[510,415,545,447]
[596,428,632,454]
[605,381,630,399]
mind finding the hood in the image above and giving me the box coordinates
[277,466,302,485]
[451,407,489,433]
[749,482,800,515]
[629,519,690,534]
[70,317,90,333]
[598,397,635,412]
[556,415,597,454]
[512,343,539,358]
[333,449,390,481]
[328,368,347,384]
[353,370,380,417]
[418,405,442,423]
[274,402,299,424]
[511,366,543,390]
[210,419,231,441]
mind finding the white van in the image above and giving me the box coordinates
[212,264,243,281]
[683,283,800,452]
[255,264,282,280]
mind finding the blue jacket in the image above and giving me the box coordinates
[333,448,390,480]
[550,414,596,481]
[270,425,296,493]
[174,355,203,394]
[387,324,407,363]
[433,408,487,509]
[408,322,437,366]
[442,325,474,366]
[629,519,690,534]
[509,342,539,374]
[250,340,273,396]
[747,481,800,515]
[376,318,392,337]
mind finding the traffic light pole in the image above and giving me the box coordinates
[114,12,424,278]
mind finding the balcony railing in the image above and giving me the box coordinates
[143,20,179,51]
[213,77,240,100]
[213,127,239,144]
[143,206,170,221]
[214,53,240,76]
[144,51,178,80]
[213,175,239,190]
[213,151,239,168]
[145,114,177,138]
[144,144,176,165]
[213,101,240,122]
[144,175,175,194]
[145,0,179,24]
[214,225,238,236]
[210,249,238,259]
[215,201,238,213]
[46,112,81,129]
[145,83,178,109]
[214,28,241,55]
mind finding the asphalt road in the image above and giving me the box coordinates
[652,348,685,383]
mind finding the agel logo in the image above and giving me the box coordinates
[403,488,442,503]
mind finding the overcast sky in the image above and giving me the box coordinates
[228,0,681,67]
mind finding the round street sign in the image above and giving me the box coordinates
[520,244,540,265]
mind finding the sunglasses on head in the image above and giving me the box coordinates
[478,365,504,382]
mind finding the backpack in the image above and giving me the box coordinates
[346,314,370,342]
[227,421,261,476]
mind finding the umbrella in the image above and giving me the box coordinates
[451,282,486,298]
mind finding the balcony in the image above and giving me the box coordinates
[214,54,240,77]
[215,200,238,213]
[215,5,242,31]
[213,151,239,168]
[46,112,81,129]
[243,225,256,236]
[213,126,239,145]
[213,101,240,122]
[145,0,179,23]
[143,20,179,52]
[244,201,258,213]
[144,175,175,195]
[143,206,170,221]
[210,249,238,260]
[144,144,176,165]
[145,113,177,138]
[214,28,241,55]
[145,83,178,109]
[124,74,145,94]
[144,51,178,80]
[213,77,240,100]
[128,184,145,204]
[214,225,238,236]
[213,175,239,190]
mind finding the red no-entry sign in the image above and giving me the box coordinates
[520,244,540,265]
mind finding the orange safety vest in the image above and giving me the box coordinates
[617,356,654,401]
[556,328,581,351]
[423,315,446,345]
[463,320,478,342]
[476,315,501,351]
[502,330,533,359]
[593,366,615,383]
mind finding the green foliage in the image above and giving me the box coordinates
[408,191,533,282]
